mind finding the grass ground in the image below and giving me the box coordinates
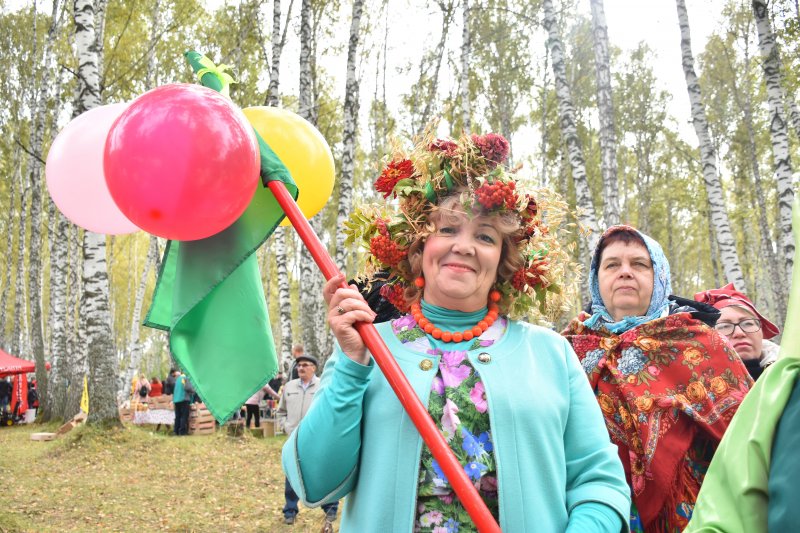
[0,422,340,532]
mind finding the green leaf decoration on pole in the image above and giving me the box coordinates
[144,51,299,422]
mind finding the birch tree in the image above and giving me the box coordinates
[542,0,602,249]
[752,0,796,287]
[707,18,786,325]
[406,0,456,136]
[590,0,619,226]
[459,0,471,132]
[119,236,159,398]
[297,0,326,359]
[264,0,294,106]
[334,0,364,273]
[675,0,745,289]
[73,0,119,426]
[26,0,66,419]
[263,0,296,374]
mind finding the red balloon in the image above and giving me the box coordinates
[104,83,260,241]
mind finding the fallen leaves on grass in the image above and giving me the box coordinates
[0,424,340,532]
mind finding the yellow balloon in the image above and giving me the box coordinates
[242,107,335,226]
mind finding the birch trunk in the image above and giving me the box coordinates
[590,0,619,226]
[144,0,161,90]
[74,0,119,426]
[542,0,602,249]
[787,97,800,140]
[12,166,30,357]
[459,0,471,132]
[335,0,364,271]
[298,0,326,360]
[722,39,785,326]
[265,0,295,106]
[119,236,159,397]
[264,0,295,371]
[274,230,294,374]
[63,225,85,418]
[28,0,64,410]
[752,0,796,288]
[415,1,455,136]
[298,0,316,123]
[676,0,745,288]
[0,148,20,341]
[42,212,69,422]
[539,48,549,187]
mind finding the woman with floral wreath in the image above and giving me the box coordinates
[282,132,630,532]
[561,226,753,533]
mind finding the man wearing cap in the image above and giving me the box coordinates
[276,354,339,530]
[695,283,781,380]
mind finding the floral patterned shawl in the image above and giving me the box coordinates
[563,310,752,532]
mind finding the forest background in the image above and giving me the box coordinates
[0,0,798,425]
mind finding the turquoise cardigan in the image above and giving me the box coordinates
[282,320,630,532]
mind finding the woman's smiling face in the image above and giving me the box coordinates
[421,210,502,312]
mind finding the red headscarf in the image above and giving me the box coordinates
[694,283,779,339]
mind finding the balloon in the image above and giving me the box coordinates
[104,84,260,241]
[45,103,140,234]
[241,107,335,226]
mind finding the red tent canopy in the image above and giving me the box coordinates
[0,348,37,378]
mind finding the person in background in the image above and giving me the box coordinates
[562,225,753,533]
[277,354,340,530]
[244,382,279,428]
[163,368,178,396]
[268,372,284,395]
[0,377,11,415]
[288,345,305,381]
[172,371,193,436]
[137,374,151,403]
[694,283,781,381]
[283,133,630,532]
[27,379,39,416]
[149,377,163,397]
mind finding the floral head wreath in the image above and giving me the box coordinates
[343,131,578,321]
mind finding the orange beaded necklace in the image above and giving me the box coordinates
[410,290,501,343]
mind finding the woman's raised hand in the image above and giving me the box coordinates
[324,274,376,365]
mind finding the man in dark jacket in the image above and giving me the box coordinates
[163,368,178,395]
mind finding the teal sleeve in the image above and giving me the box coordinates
[768,377,800,530]
[562,338,631,532]
[281,348,374,505]
[567,502,624,533]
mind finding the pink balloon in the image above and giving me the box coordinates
[45,103,140,234]
[103,84,260,241]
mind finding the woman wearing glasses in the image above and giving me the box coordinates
[562,225,753,533]
[694,283,781,381]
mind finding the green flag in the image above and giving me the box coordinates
[144,51,298,422]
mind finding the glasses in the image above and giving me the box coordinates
[714,319,761,336]
[296,363,315,368]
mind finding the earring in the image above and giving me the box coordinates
[414,277,425,288]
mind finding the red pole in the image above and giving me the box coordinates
[268,181,501,533]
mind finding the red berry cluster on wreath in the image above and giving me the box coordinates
[474,179,518,211]
[370,220,407,267]
[511,258,550,291]
[380,283,409,313]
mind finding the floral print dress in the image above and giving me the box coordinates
[391,302,507,533]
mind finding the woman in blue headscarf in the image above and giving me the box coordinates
[562,225,752,533]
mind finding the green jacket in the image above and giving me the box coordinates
[685,356,800,532]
